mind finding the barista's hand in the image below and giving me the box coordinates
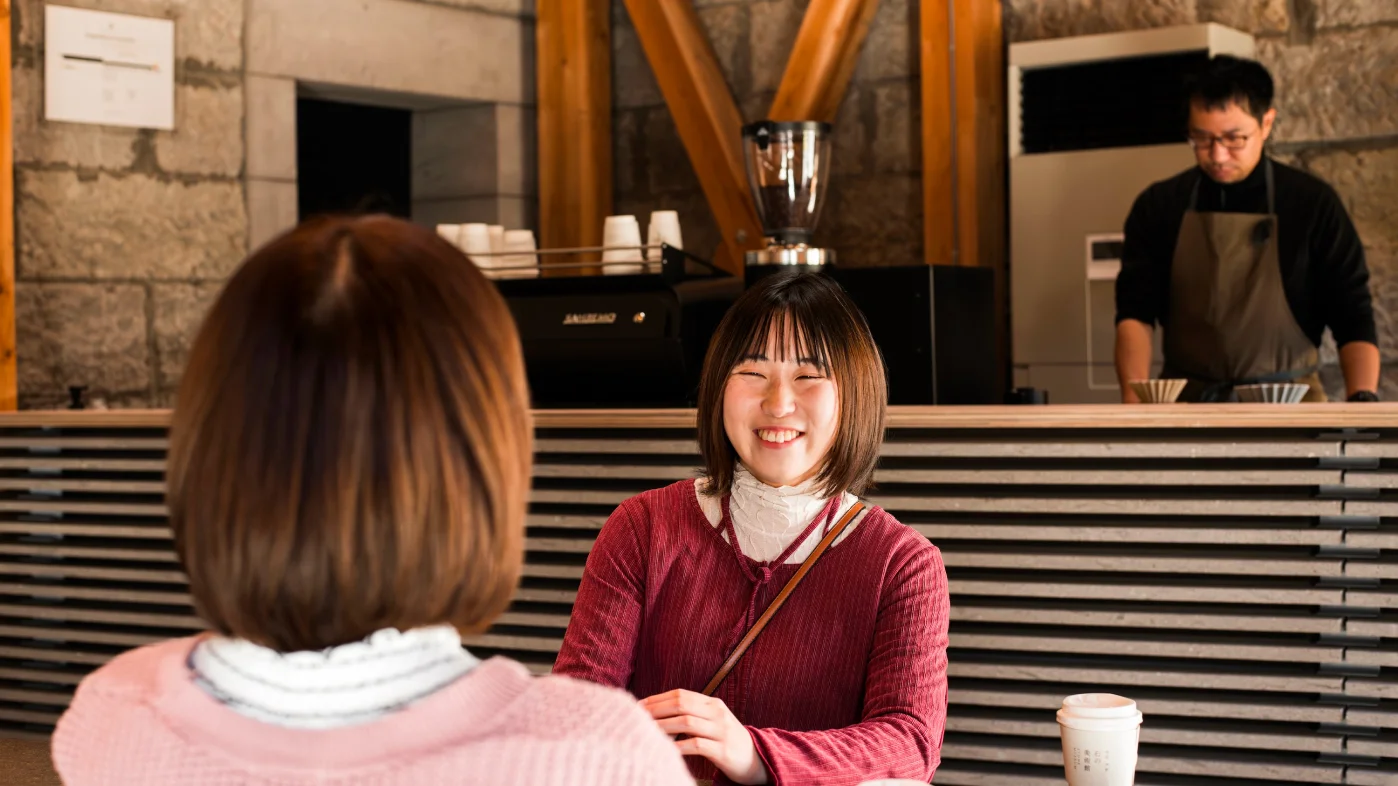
[641,689,769,785]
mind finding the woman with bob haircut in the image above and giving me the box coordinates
[51,215,692,786]
[554,273,950,784]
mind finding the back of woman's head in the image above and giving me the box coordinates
[168,215,532,653]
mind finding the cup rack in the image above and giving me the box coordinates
[468,243,726,282]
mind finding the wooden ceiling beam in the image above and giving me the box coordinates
[536,0,612,274]
[768,0,882,123]
[623,0,763,276]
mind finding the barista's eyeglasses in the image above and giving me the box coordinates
[1186,132,1254,151]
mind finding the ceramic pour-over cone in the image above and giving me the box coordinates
[1235,383,1309,404]
[1128,379,1187,404]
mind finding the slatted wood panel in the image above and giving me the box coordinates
[2,420,1396,786]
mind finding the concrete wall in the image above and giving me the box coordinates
[411,103,537,230]
[9,0,535,408]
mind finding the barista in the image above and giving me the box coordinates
[1115,55,1379,403]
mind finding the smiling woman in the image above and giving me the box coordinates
[554,273,950,785]
[700,273,886,497]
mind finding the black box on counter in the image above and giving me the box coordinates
[745,264,1001,406]
[831,265,999,406]
[495,264,741,408]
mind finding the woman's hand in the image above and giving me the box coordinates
[640,689,770,785]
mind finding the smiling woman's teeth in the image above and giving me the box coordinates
[757,429,801,443]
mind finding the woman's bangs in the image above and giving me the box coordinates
[735,305,835,373]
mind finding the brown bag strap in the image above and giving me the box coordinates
[701,501,866,697]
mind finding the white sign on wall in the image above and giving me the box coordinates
[44,5,175,130]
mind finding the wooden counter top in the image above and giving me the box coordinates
[530,403,1398,430]
[1,403,1397,430]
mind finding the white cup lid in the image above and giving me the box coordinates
[1058,693,1142,731]
[1060,693,1137,718]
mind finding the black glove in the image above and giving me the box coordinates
[1347,390,1380,402]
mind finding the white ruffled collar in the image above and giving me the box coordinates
[724,466,837,562]
[190,624,479,729]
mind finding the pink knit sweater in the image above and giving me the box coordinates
[52,636,694,785]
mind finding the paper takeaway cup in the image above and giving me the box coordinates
[646,210,682,273]
[458,223,493,261]
[493,229,539,279]
[646,210,682,260]
[1058,693,1142,786]
[602,215,645,275]
[436,224,461,246]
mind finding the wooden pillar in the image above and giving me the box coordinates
[923,0,1006,388]
[919,0,955,266]
[921,0,1004,271]
[953,0,1006,391]
[0,0,17,410]
[623,0,763,276]
[951,0,1005,274]
[768,0,882,123]
[536,0,611,275]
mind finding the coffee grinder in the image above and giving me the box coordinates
[742,121,835,285]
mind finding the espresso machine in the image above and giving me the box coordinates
[740,119,1000,405]
[742,121,835,282]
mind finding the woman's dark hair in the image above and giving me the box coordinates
[1184,54,1275,123]
[168,215,533,653]
[696,272,887,498]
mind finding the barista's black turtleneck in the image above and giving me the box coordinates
[1115,157,1376,347]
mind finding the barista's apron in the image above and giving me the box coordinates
[1161,160,1326,402]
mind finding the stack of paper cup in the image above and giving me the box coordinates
[646,210,683,272]
[436,224,462,246]
[491,229,539,279]
[488,225,506,256]
[1058,693,1142,786]
[457,223,492,259]
[602,215,645,275]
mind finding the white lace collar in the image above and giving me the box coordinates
[697,466,856,563]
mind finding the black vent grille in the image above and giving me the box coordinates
[1019,51,1211,154]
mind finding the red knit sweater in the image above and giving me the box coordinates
[553,480,949,785]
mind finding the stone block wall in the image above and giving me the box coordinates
[612,0,925,267]
[10,0,247,409]
[1008,0,1398,397]
[8,0,536,408]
